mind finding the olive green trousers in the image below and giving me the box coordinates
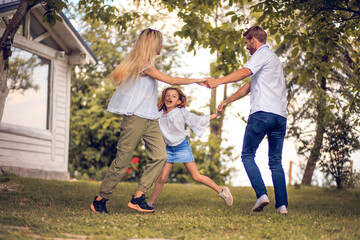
[99,115,167,199]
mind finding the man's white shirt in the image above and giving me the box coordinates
[244,44,287,118]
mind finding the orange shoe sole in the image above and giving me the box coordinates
[127,202,155,213]
[90,203,96,212]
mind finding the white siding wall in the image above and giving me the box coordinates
[0,35,71,180]
[53,59,71,173]
[0,130,52,168]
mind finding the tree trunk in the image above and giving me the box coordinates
[301,75,327,185]
[0,0,31,121]
[336,177,343,190]
[218,84,227,138]
[209,85,227,137]
[0,56,9,120]
[301,114,325,185]
[210,88,219,135]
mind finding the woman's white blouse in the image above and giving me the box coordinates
[159,108,210,146]
[107,75,160,120]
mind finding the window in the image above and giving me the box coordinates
[2,47,51,130]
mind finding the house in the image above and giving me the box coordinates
[0,0,97,180]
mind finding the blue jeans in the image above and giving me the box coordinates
[242,111,288,208]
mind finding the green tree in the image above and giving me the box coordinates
[320,113,360,189]
[250,0,360,185]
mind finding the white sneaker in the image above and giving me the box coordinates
[147,200,155,208]
[276,205,288,215]
[219,187,233,206]
[252,194,269,212]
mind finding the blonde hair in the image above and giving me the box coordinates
[109,28,163,85]
[158,87,187,111]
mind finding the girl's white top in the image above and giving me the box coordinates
[107,71,160,120]
[159,107,210,146]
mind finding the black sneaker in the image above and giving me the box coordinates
[90,196,109,214]
[127,194,154,213]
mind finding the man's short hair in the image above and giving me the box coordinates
[243,26,267,43]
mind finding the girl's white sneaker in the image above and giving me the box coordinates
[219,187,233,206]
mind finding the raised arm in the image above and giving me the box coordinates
[210,111,221,121]
[144,66,203,85]
[207,67,252,89]
[218,81,251,112]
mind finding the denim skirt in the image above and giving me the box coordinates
[166,138,194,163]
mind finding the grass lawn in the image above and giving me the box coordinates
[0,174,359,240]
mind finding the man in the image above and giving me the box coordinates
[206,26,288,215]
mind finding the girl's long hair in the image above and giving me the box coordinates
[158,87,187,111]
[109,28,163,85]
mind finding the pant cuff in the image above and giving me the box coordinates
[99,192,111,199]
[137,184,148,193]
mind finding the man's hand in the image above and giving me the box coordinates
[204,77,220,89]
[216,108,223,116]
[217,101,229,113]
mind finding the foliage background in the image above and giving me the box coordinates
[67,3,235,184]
[66,0,360,188]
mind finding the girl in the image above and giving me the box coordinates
[148,87,233,208]
[90,28,204,214]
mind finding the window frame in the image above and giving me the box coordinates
[0,33,56,140]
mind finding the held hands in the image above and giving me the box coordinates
[217,101,228,113]
[210,105,225,121]
[216,102,228,116]
[197,76,229,114]
[196,77,220,89]
[204,77,220,89]
[197,81,209,87]
[216,108,223,117]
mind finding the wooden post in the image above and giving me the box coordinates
[350,160,353,173]
[288,160,293,186]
